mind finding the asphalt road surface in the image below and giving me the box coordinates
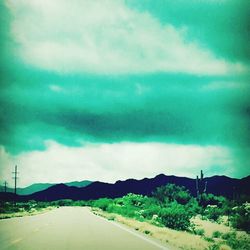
[0,207,168,250]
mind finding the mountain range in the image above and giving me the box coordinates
[1,174,249,202]
[0,180,92,195]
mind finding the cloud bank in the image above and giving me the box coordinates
[0,141,236,187]
[1,0,249,184]
[6,0,244,75]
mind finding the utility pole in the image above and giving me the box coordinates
[12,165,19,195]
[4,181,7,193]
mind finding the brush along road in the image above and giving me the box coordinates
[0,207,168,250]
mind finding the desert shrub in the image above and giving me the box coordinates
[106,203,119,213]
[204,206,224,222]
[51,200,59,207]
[107,203,136,217]
[231,213,250,232]
[105,194,159,220]
[208,244,231,250]
[120,193,149,208]
[114,198,124,206]
[0,206,5,213]
[0,201,56,214]
[193,228,205,236]
[141,197,159,209]
[200,194,226,208]
[107,215,115,221]
[212,231,223,238]
[176,190,192,205]
[185,198,202,216]
[71,200,87,206]
[153,184,192,205]
[230,203,250,232]
[141,204,160,220]
[221,232,236,240]
[221,232,250,250]
[159,202,192,231]
[208,244,220,250]
[203,236,215,243]
[93,198,112,211]
[36,201,51,209]
[92,194,159,222]
[22,203,32,211]
[82,200,92,207]
[192,228,205,236]
[3,202,17,213]
[57,199,74,206]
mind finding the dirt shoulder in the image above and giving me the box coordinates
[92,208,210,250]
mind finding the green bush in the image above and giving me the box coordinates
[203,236,214,243]
[57,199,74,206]
[176,190,192,205]
[200,193,226,208]
[221,232,250,250]
[141,204,160,220]
[153,184,192,205]
[0,201,55,214]
[185,198,202,216]
[230,204,250,232]
[36,201,50,209]
[119,193,149,208]
[208,244,220,250]
[212,231,222,238]
[193,228,205,236]
[101,194,160,221]
[93,198,112,211]
[159,202,192,231]
[91,194,161,223]
[70,200,87,206]
[204,206,223,222]
[109,204,137,218]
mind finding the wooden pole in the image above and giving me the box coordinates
[4,181,7,193]
[12,165,18,195]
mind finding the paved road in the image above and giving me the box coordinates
[0,207,168,250]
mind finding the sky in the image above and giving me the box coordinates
[0,0,250,187]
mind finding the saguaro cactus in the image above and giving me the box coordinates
[196,170,207,201]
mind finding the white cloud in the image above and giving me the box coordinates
[0,141,235,187]
[49,84,63,92]
[6,0,244,75]
[201,81,248,91]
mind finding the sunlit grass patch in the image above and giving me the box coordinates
[191,215,231,238]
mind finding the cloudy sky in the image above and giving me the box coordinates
[0,0,250,187]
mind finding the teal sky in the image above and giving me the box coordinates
[0,0,250,186]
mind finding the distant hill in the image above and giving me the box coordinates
[16,174,250,201]
[0,180,92,195]
[64,180,92,188]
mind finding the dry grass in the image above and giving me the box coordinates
[93,209,210,250]
[191,215,231,238]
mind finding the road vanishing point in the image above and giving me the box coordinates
[0,207,169,250]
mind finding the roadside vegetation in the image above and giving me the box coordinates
[0,199,90,219]
[0,184,249,249]
[0,200,56,219]
[89,184,250,250]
